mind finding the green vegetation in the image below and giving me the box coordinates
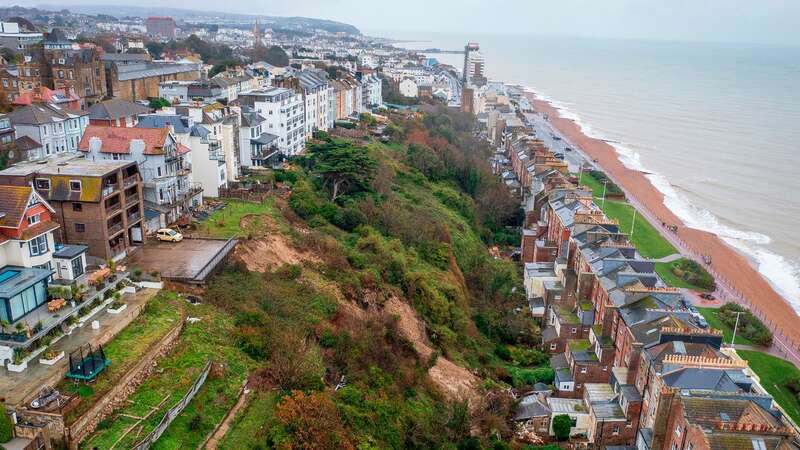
[552,414,572,441]
[83,299,255,449]
[148,97,171,109]
[697,307,752,345]
[0,405,13,443]
[602,200,676,259]
[655,258,715,291]
[716,303,773,346]
[217,392,279,449]
[60,292,182,424]
[578,170,623,199]
[738,350,800,424]
[198,198,282,238]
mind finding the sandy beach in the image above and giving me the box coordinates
[528,95,800,359]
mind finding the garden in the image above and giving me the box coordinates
[655,258,716,291]
[698,303,772,347]
[738,350,800,424]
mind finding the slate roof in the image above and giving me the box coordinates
[137,114,191,134]
[78,125,171,155]
[14,135,41,151]
[9,103,87,125]
[661,367,743,392]
[53,243,88,259]
[88,99,150,121]
[514,394,551,421]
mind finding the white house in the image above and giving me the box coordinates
[239,106,279,168]
[239,87,306,157]
[399,78,419,98]
[9,104,88,160]
[297,69,333,137]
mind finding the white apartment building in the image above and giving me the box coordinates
[239,88,306,157]
[361,73,383,109]
[399,78,419,98]
[9,104,88,160]
[239,106,279,168]
[297,69,333,137]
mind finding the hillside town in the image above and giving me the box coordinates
[0,5,798,450]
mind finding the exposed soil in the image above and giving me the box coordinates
[383,297,480,404]
[234,215,320,272]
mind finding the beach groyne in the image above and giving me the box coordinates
[528,95,800,365]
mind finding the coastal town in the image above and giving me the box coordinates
[0,4,799,450]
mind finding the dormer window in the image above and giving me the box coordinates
[28,214,41,225]
[70,180,82,192]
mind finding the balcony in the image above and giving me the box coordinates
[123,175,138,188]
[107,221,124,236]
[101,184,118,197]
[105,202,122,217]
[125,192,140,205]
[177,163,192,177]
[127,210,141,224]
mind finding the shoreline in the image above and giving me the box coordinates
[525,92,800,360]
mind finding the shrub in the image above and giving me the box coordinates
[493,345,512,362]
[0,406,12,443]
[718,303,773,346]
[552,414,572,441]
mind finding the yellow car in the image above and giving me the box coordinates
[156,228,183,242]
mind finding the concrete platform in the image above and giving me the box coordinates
[127,238,237,284]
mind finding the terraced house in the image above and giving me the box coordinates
[8,103,88,161]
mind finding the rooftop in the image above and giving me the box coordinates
[0,153,135,178]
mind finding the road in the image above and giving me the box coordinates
[520,110,800,367]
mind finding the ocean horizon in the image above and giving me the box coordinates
[373,30,800,311]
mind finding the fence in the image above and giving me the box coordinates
[132,360,213,450]
[218,188,270,203]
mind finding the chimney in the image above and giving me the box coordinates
[89,136,102,153]
[129,139,146,155]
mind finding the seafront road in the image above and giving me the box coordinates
[524,98,800,368]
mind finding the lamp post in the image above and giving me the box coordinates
[601,180,608,208]
[630,207,637,237]
[731,311,742,346]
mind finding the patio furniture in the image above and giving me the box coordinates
[87,268,110,285]
[48,298,67,312]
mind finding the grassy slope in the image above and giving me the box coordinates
[738,350,800,425]
[198,197,282,238]
[697,307,753,346]
[217,392,278,450]
[83,300,255,449]
[61,292,182,424]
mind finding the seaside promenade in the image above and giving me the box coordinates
[528,94,800,366]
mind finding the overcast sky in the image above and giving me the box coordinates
[55,0,800,46]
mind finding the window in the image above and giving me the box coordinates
[75,223,85,233]
[29,234,48,256]
[71,255,84,277]
[580,367,587,374]
[72,202,82,212]
[612,425,619,435]
[35,178,51,190]
[27,214,41,225]
[550,343,557,351]
[675,425,682,437]
[571,327,577,334]
[69,180,81,192]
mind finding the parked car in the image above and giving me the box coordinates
[156,228,183,242]
[700,293,716,300]
[554,153,565,159]
[696,316,709,328]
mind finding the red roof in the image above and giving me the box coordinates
[177,143,191,155]
[78,125,171,155]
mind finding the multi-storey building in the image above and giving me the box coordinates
[145,16,177,40]
[0,22,43,54]
[239,106,278,168]
[462,42,486,87]
[88,99,151,128]
[0,154,145,261]
[8,104,89,159]
[297,69,333,137]
[239,87,306,156]
[78,125,200,230]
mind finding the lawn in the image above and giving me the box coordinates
[82,301,257,449]
[217,391,279,450]
[655,259,714,291]
[738,350,800,425]
[697,307,753,346]
[60,291,183,424]
[602,200,677,259]
[198,198,281,239]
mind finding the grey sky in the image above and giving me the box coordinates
[53,0,800,45]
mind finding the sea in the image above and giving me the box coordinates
[371,30,800,311]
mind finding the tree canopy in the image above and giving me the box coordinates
[304,140,376,202]
[552,414,572,441]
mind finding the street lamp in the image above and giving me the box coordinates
[601,180,608,209]
[731,311,743,346]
